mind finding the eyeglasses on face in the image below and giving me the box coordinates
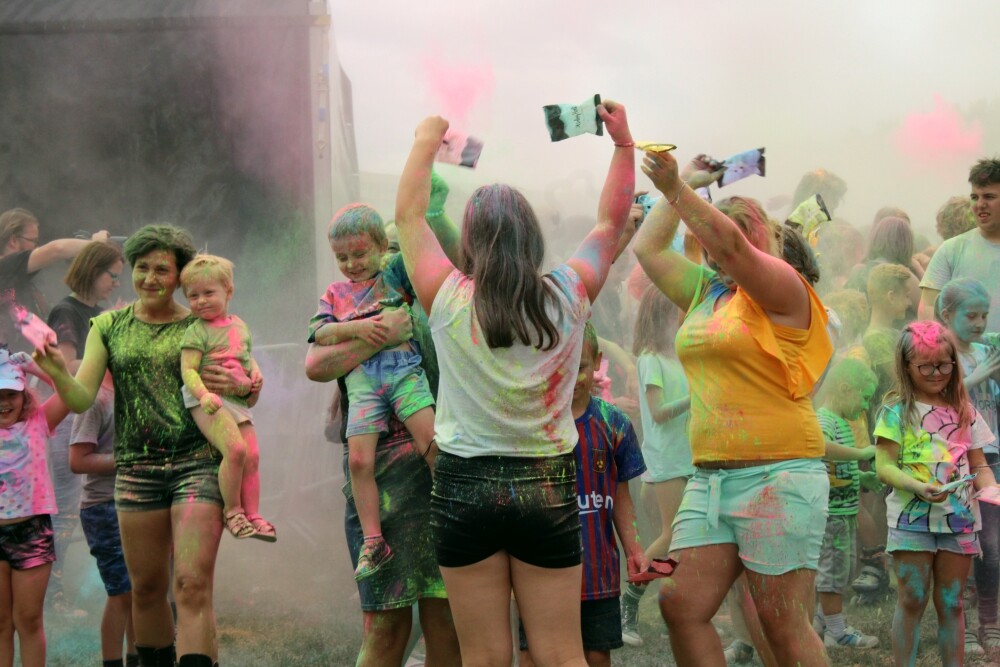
[105,270,120,282]
[909,361,955,377]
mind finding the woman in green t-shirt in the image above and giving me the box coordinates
[37,224,257,667]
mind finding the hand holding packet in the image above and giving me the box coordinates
[543,94,604,142]
[434,130,483,169]
[627,557,678,584]
[11,305,57,352]
[718,147,766,187]
[937,473,977,494]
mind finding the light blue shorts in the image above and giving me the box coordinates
[345,349,434,439]
[670,458,829,575]
[887,526,981,556]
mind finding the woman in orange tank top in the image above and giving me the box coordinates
[634,152,833,667]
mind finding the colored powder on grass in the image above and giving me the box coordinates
[894,95,982,165]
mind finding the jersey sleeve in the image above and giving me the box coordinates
[613,410,646,482]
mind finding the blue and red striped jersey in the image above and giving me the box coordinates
[575,396,645,600]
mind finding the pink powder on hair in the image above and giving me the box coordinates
[894,95,982,165]
[907,320,946,356]
[421,54,494,125]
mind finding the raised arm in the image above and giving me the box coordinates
[566,101,635,304]
[642,151,808,323]
[633,197,704,312]
[26,231,110,274]
[395,118,459,311]
[33,326,108,413]
[426,170,462,266]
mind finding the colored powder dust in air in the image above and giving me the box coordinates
[421,54,494,125]
[894,95,982,165]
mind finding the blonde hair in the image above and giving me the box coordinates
[179,254,235,292]
[715,197,782,256]
[866,263,911,306]
[885,320,972,431]
[0,208,38,248]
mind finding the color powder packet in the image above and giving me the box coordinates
[786,193,831,244]
[627,557,678,584]
[435,130,484,169]
[718,147,766,187]
[11,305,57,352]
[635,141,676,153]
[543,94,603,142]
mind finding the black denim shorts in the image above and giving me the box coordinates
[431,451,581,569]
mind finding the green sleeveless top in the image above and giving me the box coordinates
[92,304,210,465]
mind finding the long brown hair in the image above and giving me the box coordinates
[632,286,679,357]
[460,184,559,350]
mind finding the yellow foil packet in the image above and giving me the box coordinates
[635,141,677,153]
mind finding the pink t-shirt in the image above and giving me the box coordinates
[0,409,57,519]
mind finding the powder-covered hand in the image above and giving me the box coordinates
[200,392,223,415]
[596,99,632,145]
[354,315,390,347]
[641,150,682,201]
[415,116,449,145]
[381,306,414,348]
[681,154,726,190]
[428,170,450,215]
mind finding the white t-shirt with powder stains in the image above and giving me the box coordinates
[429,264,591,458]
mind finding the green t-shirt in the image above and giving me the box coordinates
[180,316,253,408]
[818,407,860,516]
[93,305,209,465]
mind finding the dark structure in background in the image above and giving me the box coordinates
[0,0,358,342]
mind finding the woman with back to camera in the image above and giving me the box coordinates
[634,150,833,666]
[394,101,636,666]
[35,224,256,667]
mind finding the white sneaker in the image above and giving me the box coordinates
[621,626,643,647]
[966,628,986,656]
[824,626,878,649]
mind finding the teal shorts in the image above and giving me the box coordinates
[670,458,829,575]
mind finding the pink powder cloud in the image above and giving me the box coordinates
[421,54,494,125]
[894,95,982,164]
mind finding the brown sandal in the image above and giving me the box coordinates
[246,514,277,543]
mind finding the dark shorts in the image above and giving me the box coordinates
[115,446,223,512]
[519,597,624,652]
[0,515,55,571]
[344,437,447,612]
[80,501,131,597]
[431,451,581,569]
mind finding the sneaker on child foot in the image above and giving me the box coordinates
[620,595,643,646]
[354,537,393,581]
[723,640,755,665]
[982,624,1000,651]
[967,627,986,656]
[824,626,879,649]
